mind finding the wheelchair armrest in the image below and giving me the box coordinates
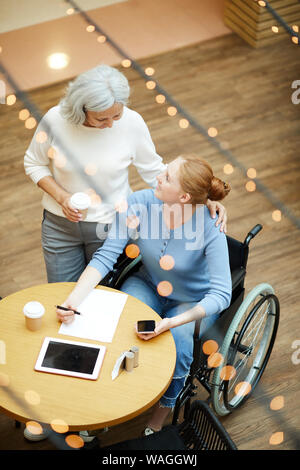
[243,224,262,246]
[99,254,142,289]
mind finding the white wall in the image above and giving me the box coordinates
[0,0,127,33]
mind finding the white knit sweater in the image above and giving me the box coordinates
[24,105,165,223]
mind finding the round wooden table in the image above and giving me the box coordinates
[0,283,176,431]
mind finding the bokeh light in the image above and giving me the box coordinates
[179,119,189,129]
[54,153,67,168]
[19,109,30,121]
[167,106,177,116]
[25,117,37,129]
[0,372,9,387]
[223,163,234,175]
[155,94,166,104]
[270,395,284,410]
[202,340,219,355]
[24,390,40,405]
[272,210,281,222]
[47,147,56,159]
[245,181,256,192]
[36,131,48,144]
[159,255,175,271]
[65,434,84,449]
[247,168,256,179]
[157,281,173,297]
[146,80,156,90]
[269,432,284,445]
[97,35,106,43]
[86,25,95,32]
[208,127,218,137]
[220,365,236,381]
[145,67,155,76]
[6,94,16,106]
[84,163,98,176]
[207,352,224,368]
[26,421,43,435]
[90,193,102,206]
[51,419,69,434]
[234,381,252,397]
[125,244,140,259]
[121,59,131,68]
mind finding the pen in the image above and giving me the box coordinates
[55,305,81,315]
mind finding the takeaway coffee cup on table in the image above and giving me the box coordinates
[70,192,91,220]
[23,301,45,331]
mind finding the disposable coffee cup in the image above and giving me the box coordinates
[70,192,91,220]
[23,301,45,331]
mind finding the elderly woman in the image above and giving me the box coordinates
[24,64,227,286]
[57,154,232,439]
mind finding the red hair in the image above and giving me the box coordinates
[178,154,230,204]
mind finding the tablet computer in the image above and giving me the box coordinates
[35,337,106,380]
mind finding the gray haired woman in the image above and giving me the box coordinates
[24,64,227,286]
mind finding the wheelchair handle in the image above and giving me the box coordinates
[244,224,263,246]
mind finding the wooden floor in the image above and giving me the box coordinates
[0,32,300,451]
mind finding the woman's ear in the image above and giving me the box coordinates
[179,192,191,204]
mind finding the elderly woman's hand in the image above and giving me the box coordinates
[206,199,227,233]
[61,195,83,223]
[135,318,171,341]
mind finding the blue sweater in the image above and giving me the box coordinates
[89,189,232,316]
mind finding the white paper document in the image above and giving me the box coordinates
[59,289,128,343]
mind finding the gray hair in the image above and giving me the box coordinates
[59,64,130,125]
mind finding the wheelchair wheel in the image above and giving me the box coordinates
[211,283,279,416]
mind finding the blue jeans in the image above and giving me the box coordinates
[120,267,220,408]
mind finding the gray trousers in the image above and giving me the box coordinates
[41,210,110,283]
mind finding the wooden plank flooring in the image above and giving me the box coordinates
[0,32,299,451]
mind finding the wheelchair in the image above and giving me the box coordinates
[100,223,280,424]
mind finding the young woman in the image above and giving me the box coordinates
[56,154,232,437]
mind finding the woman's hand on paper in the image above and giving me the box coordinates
[56,302,75,324]
[135,318,171,341]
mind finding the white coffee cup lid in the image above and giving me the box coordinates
[70,192,91,210]
[23,301,45,318]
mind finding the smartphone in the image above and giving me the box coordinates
[137,320,156,334]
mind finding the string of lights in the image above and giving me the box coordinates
[255,0,300,44]
[64,0,300,230]
[0,3,299,450]
[1,0,300,229]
